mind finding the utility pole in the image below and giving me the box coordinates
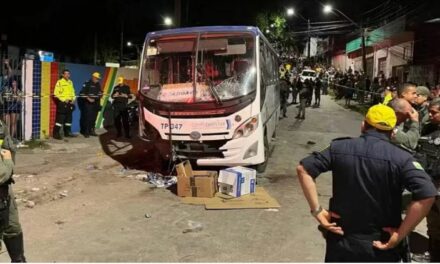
[174,0,182,28]
[361,27,367,75]
[119,20,124,66]
[94,32,98,65]
[307,19,311,59]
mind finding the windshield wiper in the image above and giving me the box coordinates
[208,80,222,105]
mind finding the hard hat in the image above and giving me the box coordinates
[117,77,124,84]
[92,72,101,79]
[365,104,397,131]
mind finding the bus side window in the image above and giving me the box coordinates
[260,40,268,106]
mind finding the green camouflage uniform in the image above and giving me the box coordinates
[392,120,420,150]
[0,121,25,262]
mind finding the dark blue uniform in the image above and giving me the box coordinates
[300,129,437,262]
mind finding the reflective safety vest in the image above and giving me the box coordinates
[54,78,76,102]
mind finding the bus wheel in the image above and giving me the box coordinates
[256,135,269,173]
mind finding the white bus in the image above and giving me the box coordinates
[138,26,280,171]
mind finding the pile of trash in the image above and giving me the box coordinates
[118,168,177,188]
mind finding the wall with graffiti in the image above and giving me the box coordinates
[21,60,138,140]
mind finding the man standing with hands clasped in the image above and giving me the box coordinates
[111,77,133,139]
[297,104,437,262]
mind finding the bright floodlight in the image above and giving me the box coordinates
[286,8,294,16]
[323,5,333,14]
[127,41,132,47]
[164,17,173,26]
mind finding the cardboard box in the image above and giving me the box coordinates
[218,166,256,197]
[176,161,218,198]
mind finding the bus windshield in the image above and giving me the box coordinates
[140,32,256,103]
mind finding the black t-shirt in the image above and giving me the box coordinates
[81,80,102,105]
[112,84,131,107]
[300,130,437,234]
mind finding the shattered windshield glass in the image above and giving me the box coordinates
[139,32,256,103]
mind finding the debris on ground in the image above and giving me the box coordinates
[59,190,69,198]
[86,164,98,171]
[182,220,203,233]
[144,213,152,219]
[26,201,35,208]
[264,208,279,212]
[31,187,40,192]
[126,171,177,188]
[307,141,316,145]
[55,220,65,225]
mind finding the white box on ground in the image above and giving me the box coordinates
[218,166,256,197]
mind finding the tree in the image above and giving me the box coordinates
[256,11,301,59]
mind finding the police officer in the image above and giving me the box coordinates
[0,121,26,262]
[416,98,440,262]
[296,82,308,120]
[415,86,431,132]
[297,104,437,262]
[79,72,102,138]
[314,78,322,107]
[111,77,132,139]
[280,77,290,118]
[53,69,76,140]
[389,98,420,150]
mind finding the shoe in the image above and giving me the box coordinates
[300,116,305,120]
[295,115,300,119]
[84,134,90,138]
[89,132,98,137]
[283,114,287,118]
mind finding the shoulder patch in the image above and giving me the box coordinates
[412,161,425,171]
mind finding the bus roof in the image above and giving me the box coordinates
[145,26,262,39]
[144,26,276,55]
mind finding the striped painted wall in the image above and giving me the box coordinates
[22,60,138,140]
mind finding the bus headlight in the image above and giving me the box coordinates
[232,115,259,139]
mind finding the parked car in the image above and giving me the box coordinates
[299,69,317,82]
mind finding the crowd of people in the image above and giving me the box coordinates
[289,62,440,262]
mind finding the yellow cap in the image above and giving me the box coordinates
[117,77,124,84]
[365,104,397,131]
[92,72,101,79]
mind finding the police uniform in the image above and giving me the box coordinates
[280,78,290,118]
[79,73,102,137]
[418,124,440,262]
[296,86,308,120]
[53,76,76,139]
[299,105,437,262]
[0,122,26,262]
[314,78,322,106]
[111,78,132,138]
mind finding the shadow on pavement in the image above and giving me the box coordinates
[98,126,168,173]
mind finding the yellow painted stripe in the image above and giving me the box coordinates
[97,67,117,128]
[40,62,51,139]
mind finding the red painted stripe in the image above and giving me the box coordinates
[49,62,59,136]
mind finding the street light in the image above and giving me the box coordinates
[127,41,132,47]
[164,17,173,26]
[286,8,294,16]
[323,5,332,14]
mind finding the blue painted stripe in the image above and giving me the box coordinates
[32,60,41,139]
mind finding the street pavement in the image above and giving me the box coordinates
[0,95,427,262]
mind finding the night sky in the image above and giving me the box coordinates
[1,0,438,62]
